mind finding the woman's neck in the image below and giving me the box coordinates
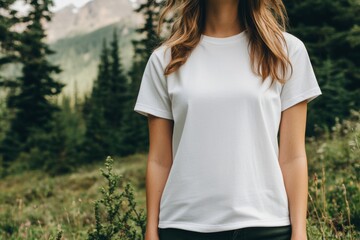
[203,0,242,37]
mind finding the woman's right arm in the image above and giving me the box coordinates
[145,114,174,240]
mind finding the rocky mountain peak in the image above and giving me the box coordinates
[45,0,137,43]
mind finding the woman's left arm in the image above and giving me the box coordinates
[278,100,309,240]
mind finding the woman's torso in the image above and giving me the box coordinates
[156,31,293,232]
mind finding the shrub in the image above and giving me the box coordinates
[87,156,146,240]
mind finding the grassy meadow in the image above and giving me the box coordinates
[0,110,359,239]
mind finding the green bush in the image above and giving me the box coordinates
[87,156,146,240]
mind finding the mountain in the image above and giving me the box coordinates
[45,0,140,43]
[44,0,145,104]
[48,21,138,103]
[3,0,145,105]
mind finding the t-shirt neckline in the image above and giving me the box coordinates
[200,30,247,44]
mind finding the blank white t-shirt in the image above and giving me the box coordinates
[133,30,322,233]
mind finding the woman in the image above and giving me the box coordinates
[134,0,322,239]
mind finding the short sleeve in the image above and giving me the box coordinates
[280,39,322,112]
[133,50,173,120]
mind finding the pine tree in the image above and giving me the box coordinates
[284,0,360,135]
[0,0,20,162]
[0,0,20,68]
[108,28,128,128]
[81,39,112,163]
[81,28,131,160]
[0,0,21,134]
[120,60,149,156]
[92,38,112,109]
[107,28,131,155]
[120,0,165,155]
[132,0,164,59]
[0,0,65,170]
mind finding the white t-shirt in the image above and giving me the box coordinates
[133,30,322,233]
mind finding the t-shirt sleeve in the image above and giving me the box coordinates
[133,50,173,120]
[280,39,322,112]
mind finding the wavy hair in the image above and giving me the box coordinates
[156,0,293,85]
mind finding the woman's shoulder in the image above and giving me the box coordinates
[281,31,308,57]
[282,31,305,47]
[152,43,171,58]
[149,44,172,68]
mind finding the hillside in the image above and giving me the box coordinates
[44,0,139,43]
[47,21,137,102]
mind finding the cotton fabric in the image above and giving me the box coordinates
[133,30,322,233]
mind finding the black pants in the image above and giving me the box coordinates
[158,224,292,240]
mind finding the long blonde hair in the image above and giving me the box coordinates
[157,0,293,85]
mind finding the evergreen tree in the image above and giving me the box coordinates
[93,39,112,108]
[42,94,84,175]
[284,0,360,135]
[132,0,164,60]
[0,0,20,68]
[81,39,112,163]
[120,0,165,155]
[0,0,65,170]
[108,28,128,128]
[81,28,130,160]
[107,28,131,155]
[0,0,20,151]
[120,60,149,156]
[73,79,80,113]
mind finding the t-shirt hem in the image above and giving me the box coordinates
[158,217,291,233]
[134,102,174,120]
[281,87,322,112]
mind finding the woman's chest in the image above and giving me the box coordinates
[166,44,283,113]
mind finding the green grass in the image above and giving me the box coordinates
[0,154,147,239]
[0,110,359,239]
